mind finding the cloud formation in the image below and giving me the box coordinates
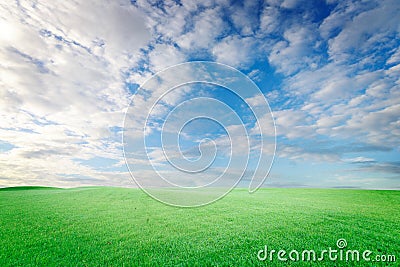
[0,0,149,186]
[0,0,399,189]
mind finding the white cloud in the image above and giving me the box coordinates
[316,114,345,129]
[245,93,268,107]
[229,0,260,36]
[259,6,281,35]
[148,43,186,72]
[272,109,316,139]
[387,48,400,65]
[268,25,319,75]
[343,157,375,163]
[271,0,400,157]
[277,143,340,162]
[312,70,381,101]
[280,0,301,9]
[176,7,225,51]
[0,0,150,187]
[327,0,400,62]
[213,36,257,68]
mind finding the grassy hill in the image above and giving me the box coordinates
[0,186,61,191]
[0,187,398,266]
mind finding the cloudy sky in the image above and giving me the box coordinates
[0,0,399,189]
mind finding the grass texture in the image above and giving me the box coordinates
[0,187,398,266]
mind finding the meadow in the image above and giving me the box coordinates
[0,187,398,266]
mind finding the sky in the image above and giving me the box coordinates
[0,0,399,189]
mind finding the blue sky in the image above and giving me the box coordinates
[0,0,399,189]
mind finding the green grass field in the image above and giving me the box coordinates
[0,187,398,266]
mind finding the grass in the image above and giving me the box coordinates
[0,187,399,266]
